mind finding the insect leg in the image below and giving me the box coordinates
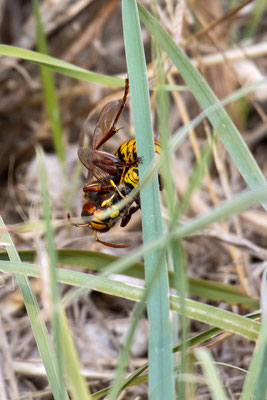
[93,230,131,248]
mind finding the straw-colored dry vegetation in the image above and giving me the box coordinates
[0,0,267,399]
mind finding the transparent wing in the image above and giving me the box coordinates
[92,100,121,150]
[78,147,120,184]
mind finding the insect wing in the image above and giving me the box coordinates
[78,147,118,184]
[92,100,121,150]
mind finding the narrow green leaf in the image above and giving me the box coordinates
[244,0,267,38]
[122,1,175,398]
[59,310,92,400]
[37,148,65,391]
[195,348,228,400]
[0,261,261,341]
[0,249,258,308]
[241,268,267,400]
[0,44,124,86]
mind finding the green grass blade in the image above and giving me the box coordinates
[32,0,65,163]
[253,268,267,399]
[0,44,123,86]
[195,348,228,400]
[0,218,69,400]
[0,249,258,308]
[108,299,147,399]
[138,4,267,211]
[59,310,92,400]
[175,136,215,219]
[0,261,261,341]
[122,1,175,399]
[108,251,171,400]
[172,184,267,240]
[244,0,267,38]
[37,148,65,391]
[241,268,267,400]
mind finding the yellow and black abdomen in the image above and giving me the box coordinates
[116,138,162,190]
[115,138,137,163]
[153,139,161,157]
[123,166,139,190]
[116,138,161,163]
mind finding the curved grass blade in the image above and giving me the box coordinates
[195,348,228,400]
[0,249,258,308]
[0,44,124,86]
[59,310,92,400]
[0,261,261,341]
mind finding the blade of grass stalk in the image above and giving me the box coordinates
[175,136,215,219]
[0,217,69,400]
[243,0,267,38]
[154,43,187,396]
[37,148,64,390]
[0,252,259,309]
[241,268,267,400]
[253,270,267,400]
[32,0,65,163]
[171,242,188,398]
[59,310,92,400]
[0,261,261,341]
[195,348,228,400]
[152,84,188,91]
[108,251,166,400]
[0,44,124,86]
[164,116,214,399]
[122,1,175,399]
[138,4,267,211]
[108,300,147,400]
[0,249,258,308]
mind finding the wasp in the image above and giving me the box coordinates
[69,78,162,248]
